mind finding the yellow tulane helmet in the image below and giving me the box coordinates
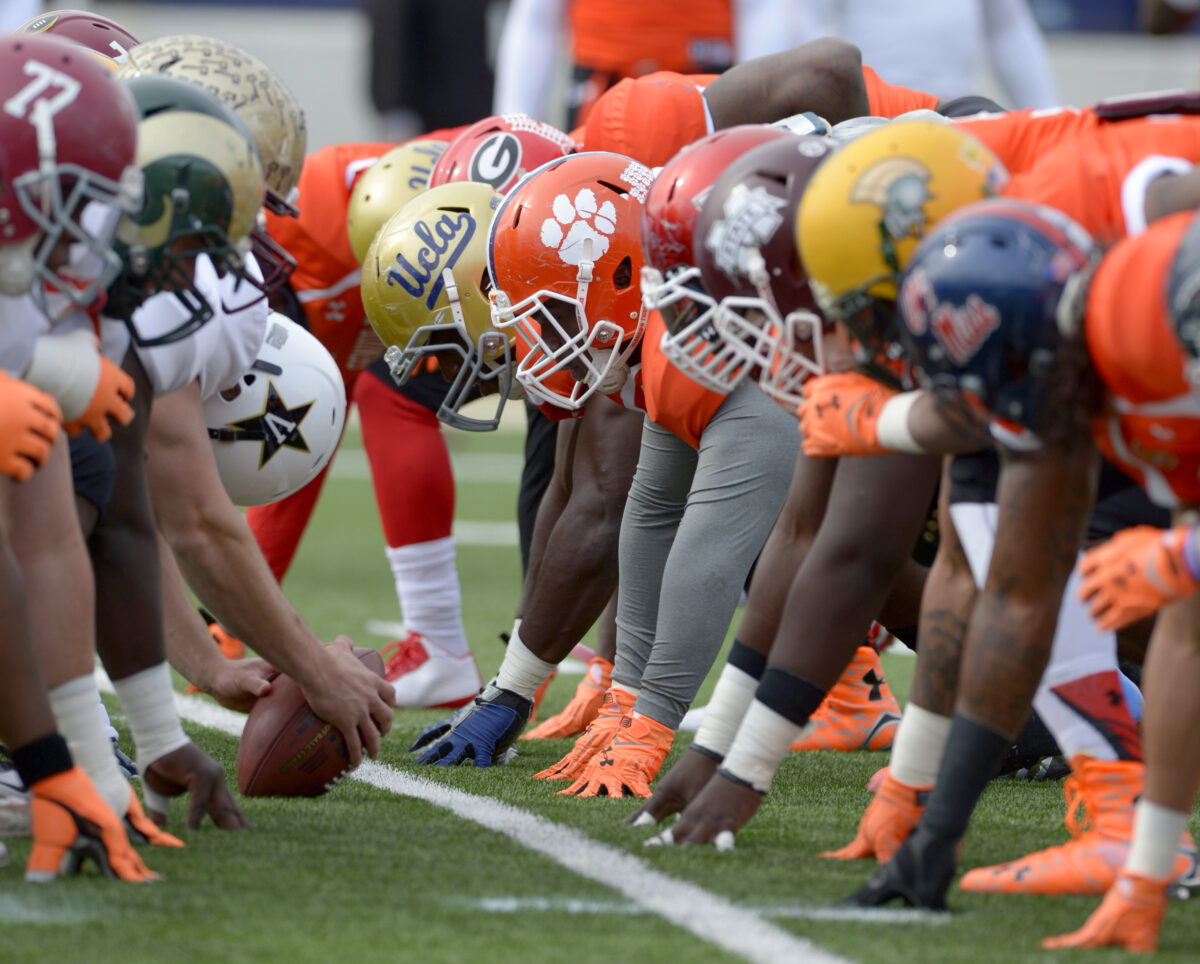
[361,181,515,431]
[796,120,1008,320]
[347,139,448,264]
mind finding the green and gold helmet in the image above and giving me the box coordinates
[109,74,265,343]
[347,139,448,265]
[117,35,306,292]
[361,181,515,431]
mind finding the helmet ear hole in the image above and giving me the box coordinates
[613,256,633,290]
[243,373,256,387]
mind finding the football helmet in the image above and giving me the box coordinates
[117,35,307,292]
[20,9,140,68]
[361,181,517,432]
[347,139,448,264]
[640,124,795,393]
[1167,213,1200,386]
[430,113,577,195]
[895,198,1096,433]
[796,120,1008,383]
[0,35,141,312]
[488,151,654,410]
[109,75,265,345]
[692,135,835,406]
[205,312,346,505]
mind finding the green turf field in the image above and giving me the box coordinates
[2,415,1197,964]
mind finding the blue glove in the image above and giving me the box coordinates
[415,685,533,767]
[408,702,475,752]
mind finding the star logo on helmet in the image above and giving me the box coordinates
[225,378,314,468]
[705,184,785,281]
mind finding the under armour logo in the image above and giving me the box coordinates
[862,669,884,702]
[814,395,841,419]
[325,299,346,323]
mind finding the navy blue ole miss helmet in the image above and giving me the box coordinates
[895,198,1096,432]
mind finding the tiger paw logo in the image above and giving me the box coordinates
[540,188,616,266]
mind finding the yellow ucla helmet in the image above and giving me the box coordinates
[796,120,1008,321]
[346,139,448,264]
[361,181,516,431]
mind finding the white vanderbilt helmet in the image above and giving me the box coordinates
[205,312,345,505]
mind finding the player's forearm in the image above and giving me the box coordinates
[158,531,228,691]
[164,503,325,685]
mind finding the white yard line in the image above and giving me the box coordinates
[102,676,852,964]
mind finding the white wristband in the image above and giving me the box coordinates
[24,329,101,422]
[720,699,804,794]
[494,625,557,699]
[110,662,190,775]
[693,663,759,758]
[875,390,927,454]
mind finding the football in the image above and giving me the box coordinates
[236,647,385,797]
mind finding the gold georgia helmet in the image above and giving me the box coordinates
[117,34,307,209]
[361,180,506,375]
[795,119,1009,320]
[346,139,449,264]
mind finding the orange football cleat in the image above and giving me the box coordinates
[209,623,245,661]
[26,767,157,882]
[533,687,635,780]
[790,647,901,752]
[524,657,612,740]
[820,767,930,861]
[558,714,674,798]
[960,756,1196,896]
[1041,871,1169,953]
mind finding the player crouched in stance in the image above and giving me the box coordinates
[0,33,156,881]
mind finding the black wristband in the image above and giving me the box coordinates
[755,667,827,728]
[727,639,766,680]
[11,732,73,788]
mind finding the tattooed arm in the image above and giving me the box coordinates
[908,457,975,716]
[704,38,869,129]
[953,443,1099,738]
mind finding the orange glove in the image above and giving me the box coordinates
[62,354,134,442]
[0,372,62,481]
[797,371,898,457]
[523,657,612,740]
[1078,525,1200,631]
[27,767,158,882]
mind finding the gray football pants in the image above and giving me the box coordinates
[611,379,799,728]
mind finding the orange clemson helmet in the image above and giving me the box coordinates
[487,151,653,410]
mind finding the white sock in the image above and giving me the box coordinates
[1127,800,1191,880]
[386,536,470,657]
[48,675,129,816]
[494,626,556,699]
[890,703,951,788]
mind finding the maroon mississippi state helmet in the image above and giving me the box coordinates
[696,135,836,407]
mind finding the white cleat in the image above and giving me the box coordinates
[384,632,483,709]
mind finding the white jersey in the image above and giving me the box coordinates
[101,254,269,399]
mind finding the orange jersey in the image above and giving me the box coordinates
[265,130,464,379]
[1005,117,1200,245]
[640,313,723,447]
[1086,211,1200,507]
[953,107,1102,176]
[570,0,731,76]
[861,65,939,118]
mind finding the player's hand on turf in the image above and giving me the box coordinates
[797,371,896,458]
[64,354,135,442]
[27,767,158,882]
[627,746,720,826]
[203,657,277,714]
[0,372,61,481]
[414,684,532,767]
[647,769,764,850]
[143,742,249,831]
[1078,525,1200,630]
[303,636,395,767]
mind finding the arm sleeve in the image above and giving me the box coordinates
[493,0,569,119]
[982,0,1060,110]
